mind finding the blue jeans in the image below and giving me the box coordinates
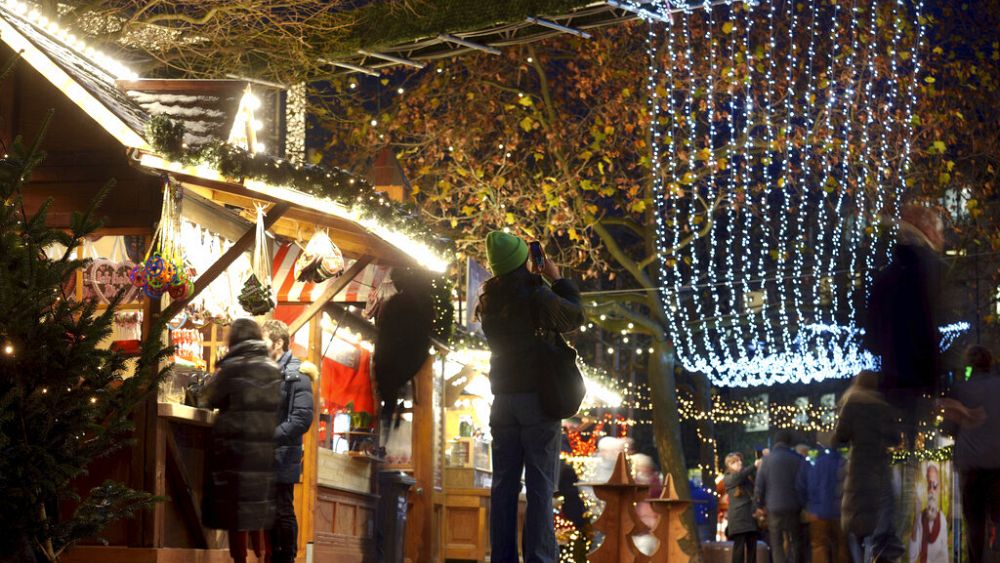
[490,392,561,563]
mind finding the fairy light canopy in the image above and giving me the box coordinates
[631,0,931,386]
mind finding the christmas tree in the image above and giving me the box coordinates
[0,58,170,561]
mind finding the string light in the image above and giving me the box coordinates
[642,0,927,386]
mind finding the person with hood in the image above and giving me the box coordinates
[725,452,761,563]
[262,319,314,563]
[477,231,585,563]
[198,318,282,563]
[755,429,806,563]
[833,371,902,563]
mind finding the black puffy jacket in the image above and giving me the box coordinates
[198,340,282,531]
[480,269,585,394]
[274,352,314,484]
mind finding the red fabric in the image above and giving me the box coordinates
[919,510,942,563]
[272,304,376,426]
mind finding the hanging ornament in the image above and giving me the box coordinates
[132,182,191,301]
[294,229,345,283]
[238,205,275,315]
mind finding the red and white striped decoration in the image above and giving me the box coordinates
[271,242,390,303]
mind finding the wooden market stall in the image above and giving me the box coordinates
[0,3,451,562]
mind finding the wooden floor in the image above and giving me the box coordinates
[61,546,241,563]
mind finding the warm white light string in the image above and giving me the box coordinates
[642,0,929,386]
[0,0,137,80]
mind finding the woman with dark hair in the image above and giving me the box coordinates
[198,318,282,563]
[477,231,585,563]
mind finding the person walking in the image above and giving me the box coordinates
[797,442,848,563]
[198,319,282,563]
[477,231,585,563]
[940,345,1000,563]
[834,371,902,563]
[725,452,761,563]
[755,429,805,563]
[262,319,314,563]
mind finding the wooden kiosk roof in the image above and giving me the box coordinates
[0,0,447,274]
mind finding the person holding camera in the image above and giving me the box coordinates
[477,231,585,563]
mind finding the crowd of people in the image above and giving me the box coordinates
[721,342,1000,563]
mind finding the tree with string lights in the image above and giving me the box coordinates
[0,64,170,561]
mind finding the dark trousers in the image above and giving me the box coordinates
[271,483,298,563]
[769,511,802,563]
[732,531,758,563]
[961,468,1000,563]
[490,392,561,563]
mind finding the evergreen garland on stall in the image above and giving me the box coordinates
[146,115,450,252]
[0,80,172,560]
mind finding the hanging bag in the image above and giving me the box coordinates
[533,304,586,420]
[238,205,275,315]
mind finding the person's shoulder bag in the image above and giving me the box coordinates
[533,321,586,420]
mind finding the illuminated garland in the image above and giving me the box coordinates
[891,445,953,464]
[635,0,926,386]
[146,115,451,252]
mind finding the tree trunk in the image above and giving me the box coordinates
[648,340,703,563]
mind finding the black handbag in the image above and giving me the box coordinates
[534,327,586,420]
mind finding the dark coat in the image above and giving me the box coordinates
[374,280,435,420]
[480,271,585,394]
[865,240,942,396]
[833,394,899,537]
[274,352,314,485]
[797,449,845,521]
[724,466,758,535]
[198,340,282,531]
[754,444,804,514]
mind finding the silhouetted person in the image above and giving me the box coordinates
[798,443,848,563]
[756,430,805,563]
[726,452,761,563]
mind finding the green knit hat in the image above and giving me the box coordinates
[486,231,528,276]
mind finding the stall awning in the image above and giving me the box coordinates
[272,243,391,304]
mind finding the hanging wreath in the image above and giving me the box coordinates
[238,205,275,315]
[129,183,193,301]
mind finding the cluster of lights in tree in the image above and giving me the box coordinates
[631,0,926,386]
[1,0,138,79]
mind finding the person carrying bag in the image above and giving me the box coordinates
[477,231,585,563]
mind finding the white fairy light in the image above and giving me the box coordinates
[644,0,927,386]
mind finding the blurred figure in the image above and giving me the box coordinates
[593,436,630,483]
[725,452,761,563]
[865,204,945,447]
[755,429,806,563]
[198,319,282,563]
[940,345,1000,563]
[691,474,720,543]
[907,464,948,563]
[834,371,902,563]
[795,443,813,563]
[798,442,848,563]
[632,453,662,556]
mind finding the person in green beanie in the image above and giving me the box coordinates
[477,231,585,563]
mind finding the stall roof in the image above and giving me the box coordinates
[0,0,448,272]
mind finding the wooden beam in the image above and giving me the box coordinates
[287,255,374,336]
[158,202,290,322]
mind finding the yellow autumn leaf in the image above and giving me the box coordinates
[504,212,516,225]
[520,116,535,132]
[518,96,534,107]
[722,22,734,34]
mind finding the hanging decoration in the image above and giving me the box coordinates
[238,205,275,315]
[635,0,928,386]
[83,237,139,304]
[294,230,345,283]
[130,183,193,301]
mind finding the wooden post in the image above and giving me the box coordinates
[579,452,651,563]
[647,474,694,563]
[298,314,322,559]
[405,355,436,562]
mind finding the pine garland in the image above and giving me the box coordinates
[146,115,451,252]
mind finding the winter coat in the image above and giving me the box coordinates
[796,449,844,521]
[480,270,586,394]
[943,375,1000,471]
[725,466,758,535]
[274,352,314,485]
[865,236,943,396]
[754,444,804,514]
[198,340,282,531]
[833,393,899,537]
